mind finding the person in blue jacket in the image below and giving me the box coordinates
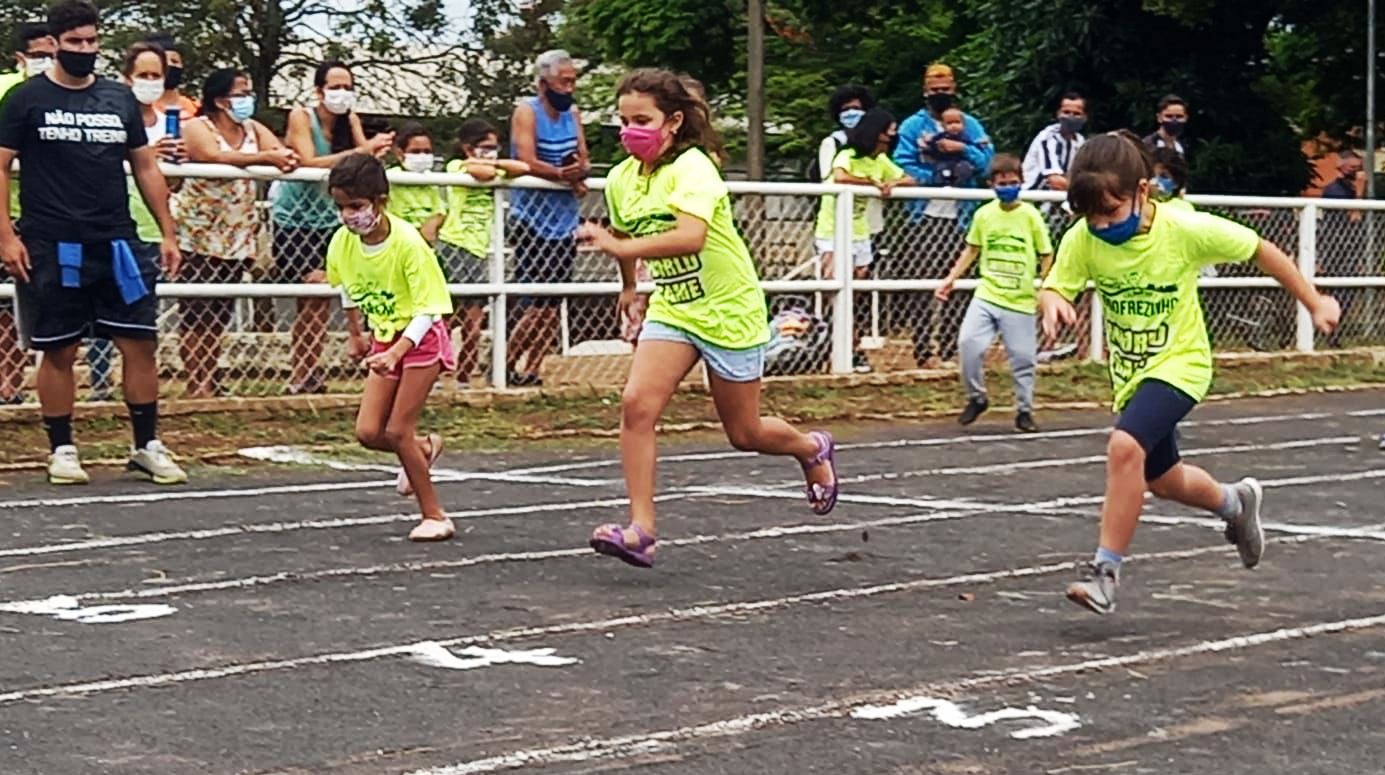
[890,62,994,366]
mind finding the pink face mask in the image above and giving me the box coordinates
[620,124,668,164]
[341,204,380,235]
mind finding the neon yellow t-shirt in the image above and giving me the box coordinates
[437,158,501,258]
[384,167,444,229]
[605,147,769,349]
[965,200,1054,314]
[1043,205,1260,410]
[2,72,24,217]
[1160,196,1196,213]
[814,148,907,240]
[325,213,454,342]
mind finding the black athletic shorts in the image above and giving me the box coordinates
[1114,379,1198,482]
[15,237,160,351]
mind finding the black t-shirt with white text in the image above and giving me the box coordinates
[0,75,146,241]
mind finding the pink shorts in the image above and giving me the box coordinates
[370,320,457,380]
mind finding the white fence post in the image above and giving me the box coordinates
[1087,283,1104,363]
[490,187,509,389]
[1297,203,1317,353]
[830,188,854,374]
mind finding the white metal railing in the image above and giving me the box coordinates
[3,163,1385,394]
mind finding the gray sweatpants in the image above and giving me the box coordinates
[958,297,1037,413]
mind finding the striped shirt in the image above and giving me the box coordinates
[510,95,581,240]
[1022,123,1085,190]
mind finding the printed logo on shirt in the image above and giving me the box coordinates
[629,213,707,305]
[38,109,127,144]
[347,284,397,322]
[1096,272,1180,382]
[981,235,1031,290]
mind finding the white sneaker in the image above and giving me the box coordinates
[409,517,456,542]
[128,440,188,485]
[47,445,90,485]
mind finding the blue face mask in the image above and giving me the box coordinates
[839,108,865,129]
[229,95,256,124]
[1152,175,1176,198]
[1088,194,1144,245]
[994,184,1021,203]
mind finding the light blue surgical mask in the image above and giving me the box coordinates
[229,95,256,124]
[839,108,865,129]
[1152,175,1176,199]
[1088,194,1144,245]
[994,184,1021,203]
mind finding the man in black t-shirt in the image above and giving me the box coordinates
[0,0,186,486]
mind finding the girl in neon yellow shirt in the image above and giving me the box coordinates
[326,155,457,542]
[576,68,839,568]
[1039,133,1340,615]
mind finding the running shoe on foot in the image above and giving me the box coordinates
[409,517,456,542]
[48,445,90,485]
[1066,561,1119,615]
[1222,477,1265,569]
[958,397,989,426]
[1015,412,1039,433]
[128,440,188,485]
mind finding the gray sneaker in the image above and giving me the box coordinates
[1223,477,1265,569]
[1066,561,1119,615]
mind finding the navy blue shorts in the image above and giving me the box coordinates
[1114,379,1198,482]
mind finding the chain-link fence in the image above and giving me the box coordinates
[2,164,1384,403]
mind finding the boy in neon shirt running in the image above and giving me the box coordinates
[1040,133,1339,615]
[326,155,457,542]
[577,68,839,568]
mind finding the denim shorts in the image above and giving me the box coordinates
[639,320,765,383]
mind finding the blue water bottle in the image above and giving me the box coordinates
[163,108,181,164]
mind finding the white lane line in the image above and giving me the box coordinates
[237,446,612,488]
[1138,514,1385,541]
[0,540,1267,706]
[408,609,1385,775]
[0,479,400,511]
[502,410,1345,475]
[0,496,677,560]
[0,508,997,605]
[823,435,1359,487]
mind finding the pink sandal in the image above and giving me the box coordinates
[398,433,444,496]
[589,523,657,568]
[801,430,839,515]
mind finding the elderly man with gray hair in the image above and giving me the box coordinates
[505,48,590,386]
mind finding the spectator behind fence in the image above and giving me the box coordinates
[814,106,915,371]
[139,32,196,120]
[1143,94,1188,157]
[438,118,530,388]
[1150,147,1192,211]
[815,85,884,240]
[0,21,56,405]
[893,62,995,366]
[385,121,444,244]
[1022,92,1087,192]
[0,0,185,486]
[506,48,590,387]
[272,60,394,395]
[180,68,298,398]
[935,153,1053,433]
[1319,150,1368,346]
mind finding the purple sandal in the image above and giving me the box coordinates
[801,430,839,515]
[590,523,657,568]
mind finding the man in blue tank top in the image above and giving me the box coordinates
[506,48,589,386]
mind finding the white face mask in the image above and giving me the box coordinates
[131,78,164,106]
[24,56,53,78]
[322,89,356,115]
[402,153,434,173]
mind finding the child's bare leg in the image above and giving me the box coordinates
[617,340,699,538]
[1098,430,1148,556]
[708,374,832,494]
[354,373,399,452]
[386,363,445,520]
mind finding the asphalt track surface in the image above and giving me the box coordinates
[2,390,1384,775]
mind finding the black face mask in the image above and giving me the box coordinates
[1161,119,1186,138]
[926,92,955,114]
[1059,115,1086,135]
[544,84,574,112]
[57,49,97,78]
[165,65,183,90]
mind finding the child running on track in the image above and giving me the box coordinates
[936,153,1052,433]
[326,155,458,542]
[577,68,839,568]
[1040,133,1340,614]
